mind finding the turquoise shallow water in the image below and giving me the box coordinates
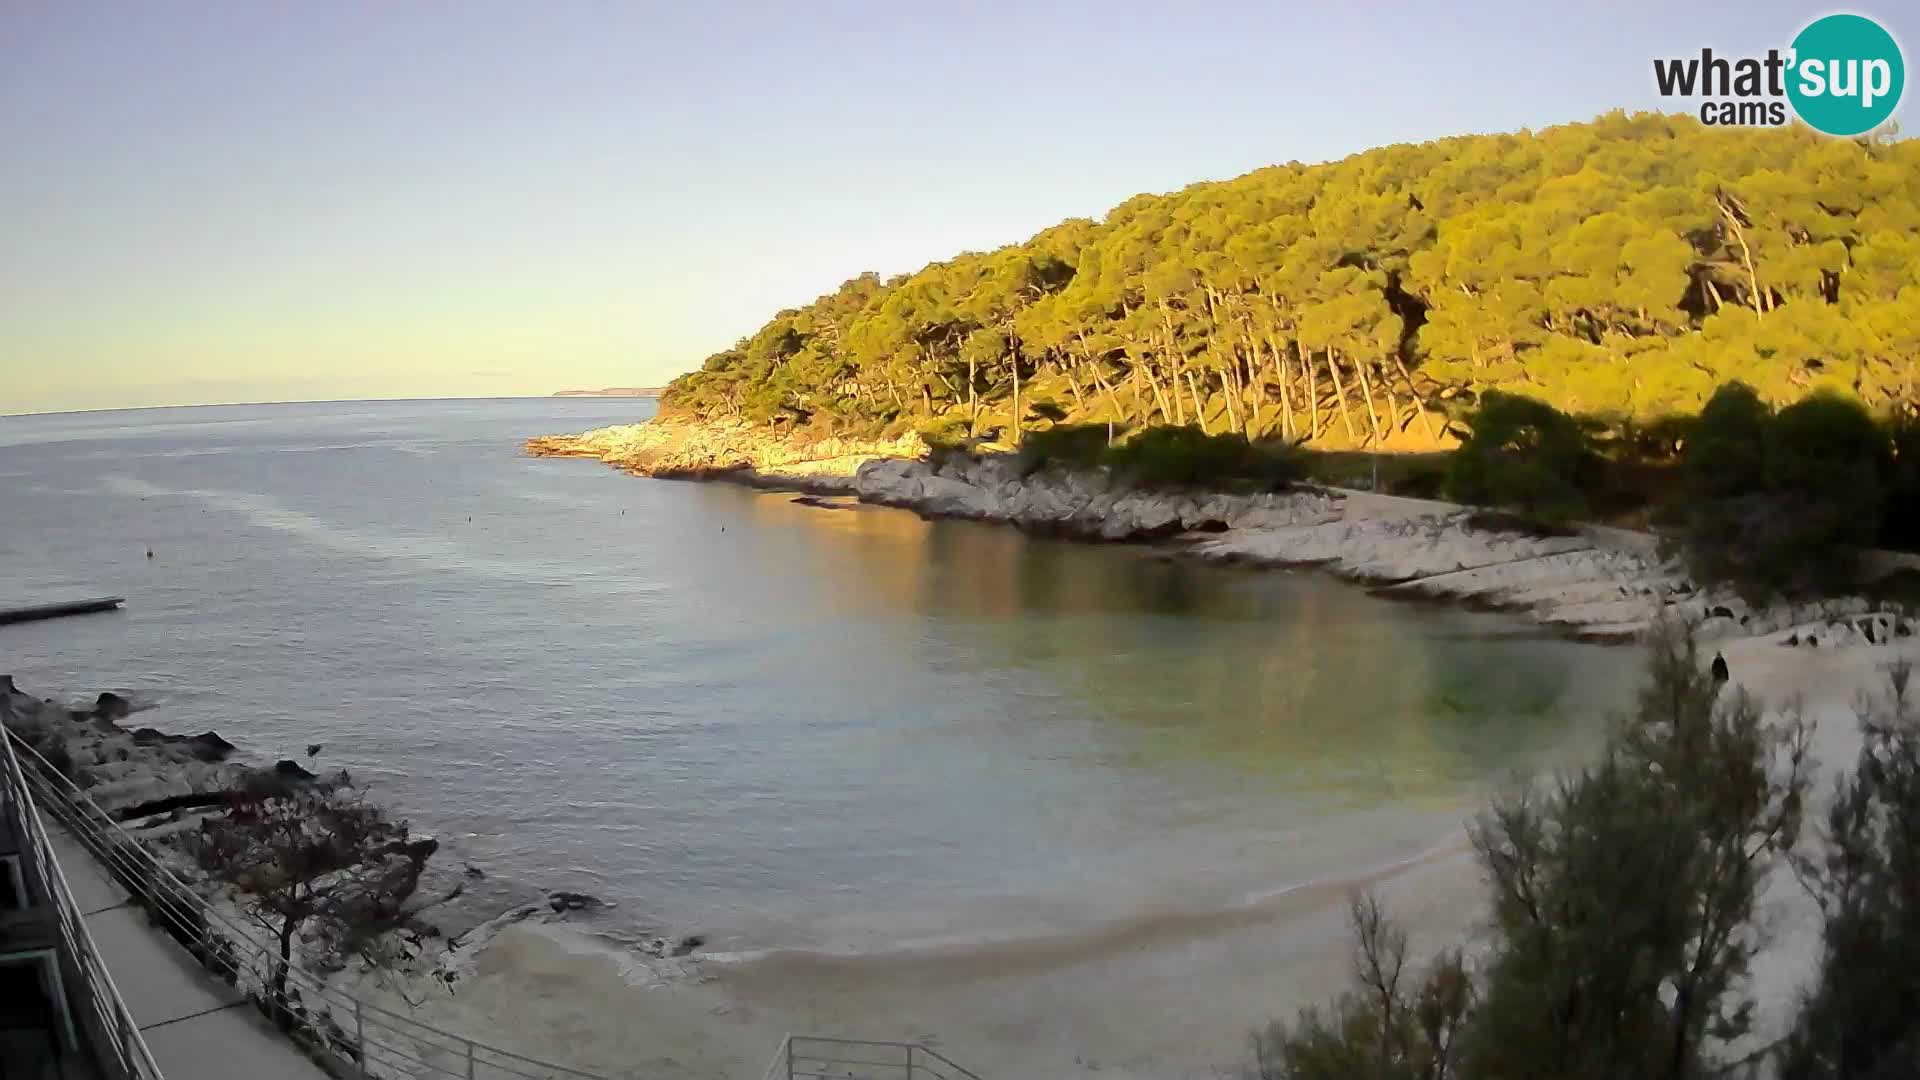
[0,398,1641,951]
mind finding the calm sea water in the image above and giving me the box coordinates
[0,398,1640,952]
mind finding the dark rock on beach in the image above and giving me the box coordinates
[93,691,132,721]
[188,731,237,761]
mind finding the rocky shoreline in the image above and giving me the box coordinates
[0,677,703,1076]
[525,415,924,493]
[531,417,1920,648]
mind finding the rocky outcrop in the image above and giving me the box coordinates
[93,691,132,721]
[855,456,1342,540]
[2,679,696,972]
[1776,609,1920,649]
[526,417,924,493]
[129,726,237,762]
[4,689,256,812]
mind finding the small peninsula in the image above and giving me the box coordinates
[551,386,665,397]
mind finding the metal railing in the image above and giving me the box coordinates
[1,722,166,1080]
[763,1036,982,1080]
[3,726,614,1080]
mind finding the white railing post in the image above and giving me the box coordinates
[355,998,367,1078]
[466,1038,477,1079]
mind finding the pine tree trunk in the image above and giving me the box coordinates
[1010,353,1022,447]
[1222,367,1243,434]
[1184,370,1209,434]
[1375,362,1399,434]
[1307,348,1319,441]
[1262,335,1290,441]
[1719,201,1766,317]
[1141,362,1174,424]
[1239,326,1266,416]
[1090,361,1123,418]
[1324,350,1359,442]
[1215,348,1241,433]
[1158,307,1187,425]
[967,354,978,434]
[1354,357,1385,445]
[1392,357,1440,440]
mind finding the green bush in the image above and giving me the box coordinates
[1003,422,1299,491]
[1250,624,1814,1080]
[1878,411,1920,553]
[1684,382,1771,500]
[915,413,974,453]
[1678,387,1889,598]
[1105,425,1300,491]
[1248,896,1472,1080]
[1777,663,1920,1079]
[1443,392,1599,525]
[1771,393,1889,508]
[1014,423,1113,476]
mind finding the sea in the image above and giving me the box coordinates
[0,397,1643,956]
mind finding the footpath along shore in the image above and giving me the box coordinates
[43,822,331,1078]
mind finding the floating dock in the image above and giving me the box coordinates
[0,597,125,626]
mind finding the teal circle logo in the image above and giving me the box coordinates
[1787,14,1905,136]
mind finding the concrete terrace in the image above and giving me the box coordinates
[46,827,328,1080]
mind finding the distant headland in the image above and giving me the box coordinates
[551,387,665,398]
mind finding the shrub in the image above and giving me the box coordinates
[1460,625,1808,1078]
[188,783,431,1030]
[1620,413,1698,464]
[1248,895,1472,1080]
[1771,393,1887,495]
[1684,382,1771,500]
[1443,393,1599,525]
[916,413,973,453]
[1105,425,1299,491]
[1777,662,1920,1078]
[1014,423,1112,476]
[1879,411,1920,553]
[1678,388,1889,599]
[1248,624,1812,1080]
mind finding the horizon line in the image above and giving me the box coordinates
[0,392,663,421]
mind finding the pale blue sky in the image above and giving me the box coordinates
[1,2,1910,413]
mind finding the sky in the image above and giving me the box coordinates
[1,1,1912,415]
